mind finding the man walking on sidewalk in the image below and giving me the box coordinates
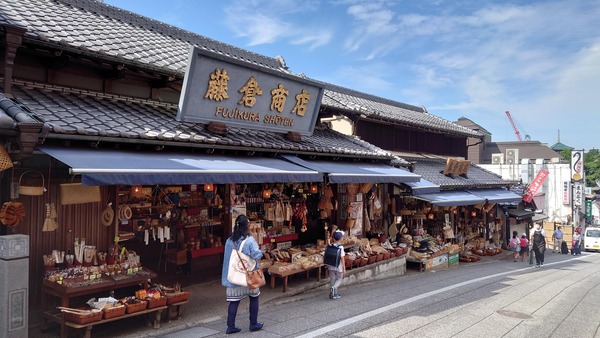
[552,226,563,253]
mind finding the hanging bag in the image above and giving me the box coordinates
[227,237,256,287]
[18,170,46,196]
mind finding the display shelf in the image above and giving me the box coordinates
[264,233,298,243]
[189,246,224,259]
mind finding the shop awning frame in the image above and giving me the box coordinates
[413,190,486,207]
[466,188,523,204]
[280,154,420,184]
[40,146,323,186]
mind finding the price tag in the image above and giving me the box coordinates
[127,268,133,275]
[133,267,139,273]
[90,274,96,280]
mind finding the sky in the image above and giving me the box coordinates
[103,0,600,151]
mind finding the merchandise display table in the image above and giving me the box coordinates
[51,305,167,338]
[268,264,323,292]
[42,268,157,332]
[42,268,157,308]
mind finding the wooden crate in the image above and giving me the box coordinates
[166,249,187,265]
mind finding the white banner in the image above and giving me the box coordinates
[571,150,584,182]
[563,181,570,205]
[574,182,584,207]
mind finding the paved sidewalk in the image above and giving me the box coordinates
[35,249,562,337]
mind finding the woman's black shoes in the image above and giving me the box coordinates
[226,327,241,334]
[249,322,264,332]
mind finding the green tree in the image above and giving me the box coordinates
[584,149,600,187]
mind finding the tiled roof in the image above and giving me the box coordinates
[2,80,408,162]
[0,0,283,74]
[322,87,481,138]
[0,0,480,139]
[483,141,561,162]
[407,157,516,189]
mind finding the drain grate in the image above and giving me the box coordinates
[496,310,533,319]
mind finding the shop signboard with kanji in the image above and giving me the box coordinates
[178,46,323,136]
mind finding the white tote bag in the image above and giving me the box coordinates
[227,237,257,286]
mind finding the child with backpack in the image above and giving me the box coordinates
[509,231,520,262]
[325,230,346,299]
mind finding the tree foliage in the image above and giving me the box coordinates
[584,149,600,187]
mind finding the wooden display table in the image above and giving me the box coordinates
[268,264,323,292]
[42,268,157,332]
[49,305,167,338]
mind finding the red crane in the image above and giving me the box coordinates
[505,111,522,141]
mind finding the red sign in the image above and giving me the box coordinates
[523,169,549,203]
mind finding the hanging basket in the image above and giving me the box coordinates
[0,144,13,172]
[60,183,101,205]
[0,201,26,227]
[18,171,46,196]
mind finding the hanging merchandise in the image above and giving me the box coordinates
[18,170,46,196]
[42,203,58,232]
[0,144,13,172]
[0,201,25,227]
[101,203,115,226]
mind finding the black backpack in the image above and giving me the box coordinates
[324,244,342,267]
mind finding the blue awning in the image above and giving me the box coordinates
[414,190,485,206]
[281,155,420,184]
[404,178,440,195]
[466,188,523,203]
[40,146,322,185]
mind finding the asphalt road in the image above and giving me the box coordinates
[164,251,600,338]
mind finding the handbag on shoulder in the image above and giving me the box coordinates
[227,237,256,287]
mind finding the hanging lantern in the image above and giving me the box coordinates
[262,188,271,199]
[452,208,458,215]
[130,185,143,197]
[204,183,214,192]
[310,183,318,194]
[427,212,435,220]
[471,210,477,217]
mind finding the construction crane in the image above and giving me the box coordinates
[505,111,530,141]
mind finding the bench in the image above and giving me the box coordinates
[268,264,323,292]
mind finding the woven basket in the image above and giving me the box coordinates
[63,310,103,324]
[125,300,147,314]
[0,144,13,172]
[103,305,125,319]
[18,171,45,196]
[60,183,101,205]
[146,296,167,309]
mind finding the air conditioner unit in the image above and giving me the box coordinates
[491,153,504,164]
[506,148,519,165]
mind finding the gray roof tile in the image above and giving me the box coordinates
[407,157,516,189]
[2,81,406,163]
[1,0,479,139]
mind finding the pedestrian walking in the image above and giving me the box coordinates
[326,230,346,299]
[509,231,520,262]
[520,234,529,262]
[530,222,547,267]
[221,215,264,334]
[572,230,582,255]
[552,226,563,253]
